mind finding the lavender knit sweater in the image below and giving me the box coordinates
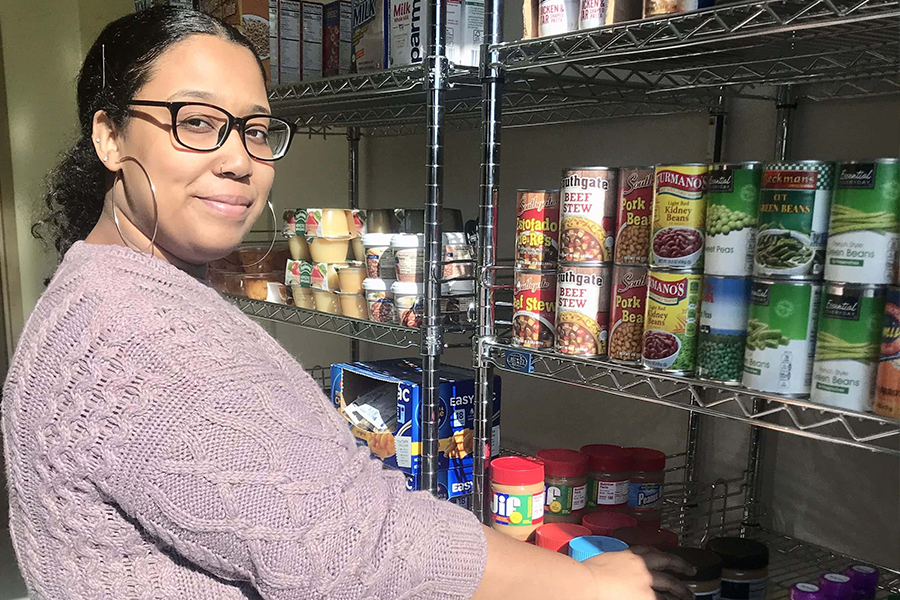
[2,242,487,600]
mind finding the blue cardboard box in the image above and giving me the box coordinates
[330,359,501,475]
[403,466,473,510]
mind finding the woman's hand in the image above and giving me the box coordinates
[584,547,694,600]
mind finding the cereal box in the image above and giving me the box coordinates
[324,0,353,76]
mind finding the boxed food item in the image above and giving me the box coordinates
[277,1,322,82]
[331,359,502,475]
[199,0,273,80]
[301,1,324,80]
[461,0,484,67]
[269,0,279,84]
[389,0,427,66]
[404,466,473,508]
[324,0,353,76]
[352,0,389,72]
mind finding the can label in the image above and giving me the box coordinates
[539,0,578,36]
[513,270,557,349]
[825,161,900,284]
[492,490,545,527]
[721,578,766,600]
[545,482,587,516]
[516,190,560,269]
[628,482,662,511]
[579,0,608,28]
[609,265,648,363]
[811,286,887,410]
[743,280,822,396]
[875,288,900,418]
[555,263,612,356]
[755,162,836,278]
[643,270,703,373]
[560,169,618,262]
[650,165,708,269]
[614,167,654,265]
[698,277,751,384]
[705,164,761,277]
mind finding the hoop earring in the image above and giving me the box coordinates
[223,200,278,268]
[113,156,159,256]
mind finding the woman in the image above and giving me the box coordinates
[2,7,692,600]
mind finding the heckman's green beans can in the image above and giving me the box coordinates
[825,159,900,285]
[755,161,836,279]
[705,162,762,277]
[743,278,823,397]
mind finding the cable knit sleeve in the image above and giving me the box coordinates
[83,294,487,600]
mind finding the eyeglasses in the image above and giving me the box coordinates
[128,100,294,161]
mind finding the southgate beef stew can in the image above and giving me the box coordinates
[513,269,558,349]
[560,167,618,262]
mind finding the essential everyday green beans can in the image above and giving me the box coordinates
[754,161,836,279]
[825,159,900,284]
[705,162,762,277]
[698,276,751,384]
[743,278,823,396]
[810,283,887,411]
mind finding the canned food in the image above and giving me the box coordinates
[614,167,655,265]
[644,0,713,17]
[743,278,823,397]
[874,286,900,418]
[516,190,561,270]
[705,162,762,277]
[698,276,751,384]
[514,269,558,349]
[810,284,887,411]
[755,161,836,279]
[555,262,612,357]
[560,168,618,262]
[642,269,703,374]
[650,164,709,269]
[825,159,900,284]
[609,265,649,363]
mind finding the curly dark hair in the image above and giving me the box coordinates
[33,6,265,259]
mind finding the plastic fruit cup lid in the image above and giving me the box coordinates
[581,511,638,536]
[363,278,395,292]
[845,565,879,591]
[626,447,666,472]
[536,449,588,478]
[667,547,723,582]
[491,456,544,487]
[390,233,425,248]
[362,233,394,245]
[534,523,591,554]
[611,526,679,550]
[581,445,633,472]
[391,281,425,295]
[568,536,629,562]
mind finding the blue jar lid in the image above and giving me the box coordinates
[568,536,629,562]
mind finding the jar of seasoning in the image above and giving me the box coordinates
[491,456,545,542]
[581,511,637,536]
[845,565,879,600]
[534,523,591,554]
[819,574,854,600]
[580,444,632,513]
[791,583,826,600]
[626,447,665,521]
[536,449,589,524]
[609,526,679,551]
[567,536,629,562]
[706,537,769,600]
[668,548,723,600]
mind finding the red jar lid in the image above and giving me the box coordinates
[626,448,666,472]
[536,449,588,478]
[611,526,679,550]
[581,444,633,472]
[491,456,544,487]
[534,523,592,554]
[582,511,638,536]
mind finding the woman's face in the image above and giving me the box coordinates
[98,34,275,265]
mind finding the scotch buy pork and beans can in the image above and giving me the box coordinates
[704,162,762,277]
[513,269,557,350]
[642,269,703,374]
[560,167,618,262]
[609,264,649,364]
[555,262,612,357]
[650,164,709,269]
[516,189,561,270]
[614,166,655,265]
[697,276,751,384]
[754,161,836,279]
[874,286,900,418]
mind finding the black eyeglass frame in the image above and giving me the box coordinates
[127,100,295,161]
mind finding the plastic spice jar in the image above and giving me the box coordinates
[491,456,545,542]
[791,583,826,600]
[667,547,723,600]
[626,447,665,518]
[845,565,879,600]
[580,444,632,512]
[706,537,769,600]
[363,278,396,323]
[363,233,396,279]
[581,511,637,536]
[534,523,591,554]
[567,536,629,562]
[610,526,679,551]
[536,449,589,524]
[819,574,854,600]
[391,233,425,282]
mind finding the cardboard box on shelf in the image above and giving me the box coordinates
[301,1,324,80]
[461,0,483,66]
[279,0,303,83]
[269,0,279,85]
[324,0,353,76]
[331,359,501,475]
[389,0,426,66]
[136,0,197,9]
[352,0,389,72]
[403,466,474,509]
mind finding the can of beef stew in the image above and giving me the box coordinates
[615,167,655,265]
[609,264,649,364]
[742,278,823,397]
[810,283,887,412]
[555,262,612,357]
[560,167,618,263]
[697,276,751,384]
[875,286,900,418]
[705,162,762,277]
[650,164,709,269]
[513,269,558,349]
[755,161,836,279]
[825,159,900,285]
[516,189,561,270]
[642,269,703,375]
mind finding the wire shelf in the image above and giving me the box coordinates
[481,339,900,456]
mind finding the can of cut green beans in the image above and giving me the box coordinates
[825,159,900,285]
[754,161,836,279]
[743,278,823,397]
[810,283,887,411]
[698,276,751,384]
[705,162,762,277]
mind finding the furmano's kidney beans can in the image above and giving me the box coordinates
[614,167,655,265]
[516,190,561,270]
[643,269,703,374]
[697,276,751,384]
[560,167,618,262]
[555,262,612,357]
[705,162,762,277]
[875,286,900,418]
[609,264,649,364]
[650,164,709,269]
[513,269,558,349]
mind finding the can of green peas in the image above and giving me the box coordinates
[698,276,751,384]
[704,162,762,277]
